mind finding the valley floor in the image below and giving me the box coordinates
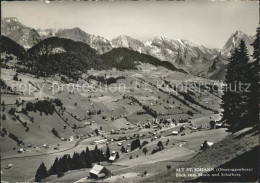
[1,66,225,182]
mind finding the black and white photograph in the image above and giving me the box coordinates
[0,0,259,182]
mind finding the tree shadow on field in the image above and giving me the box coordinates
[234,125,259,139]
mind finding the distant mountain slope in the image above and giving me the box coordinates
[220,30,254,59]
[1,17,255,80]
[1,17,112,54]
[1,17,41,49]
[27,37,108,79]
[110,33,254,80]
[143,36,220,76]
[101,47,186,73]
[37,27,112,54]
[110,35,220,76]
[1,35,27,61]
[207,31,254,80]
[111,35,144,53]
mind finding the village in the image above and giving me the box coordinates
[1,1,259,182]
[1,63,228,182]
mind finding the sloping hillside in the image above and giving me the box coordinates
[206,30,254,80]
[2,17,255,80]
[26,37,108,79]
[1,35,27,61]
[101,48,186,73]
[1,17,41,48]
[220,30,254,60]
[1,36,187,81]
[143,36,219,76]
[142,126,259,182]
[37,27,112,54]
[111,35,144,52]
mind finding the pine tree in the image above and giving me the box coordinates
[121,146,126,153]
[93,145,101,162]
[247,27,259,125]
[74,153,84,169]
[236,40,251,120]
[94,145,98,151]
[49,158,59,175]
[99,149,105,161]
[80,151,87,168]
[142,147,148,156]
[131,140,136,151]
[70,153,77,170]
[60,155,70,172]
[131,139,141,151]
[2,114,6,120]
[106,146,110,161]
[157,141,164,150]
[85,147,93,168]
[116,152,120,159]
[35,162,48,182]
[221,48,240,126]
[221,39,251,130]
[136,139,141,148]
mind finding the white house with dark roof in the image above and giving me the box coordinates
[108,156,116,163]
[89,164,111,179]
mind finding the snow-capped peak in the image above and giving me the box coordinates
[155,35,169,41]
[2,17,19,23]
[221,30,254,59]
[144,40,153,47]
[111,35,144,52]
[234,30,244,36]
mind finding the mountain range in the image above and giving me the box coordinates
[1,17,41,49]
[1,17,255,80]
[37,27,112,54]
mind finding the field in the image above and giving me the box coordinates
[142,126,259,182]
[1,64,227,182]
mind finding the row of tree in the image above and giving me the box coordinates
[35,145,112,181]
[88,75,125,85]
[25,99,61,115]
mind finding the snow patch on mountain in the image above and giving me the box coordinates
[37,27,112,54]
[51,47,66,54]
[1,17,41,48]
[220,30,254,59]
[111,35,144,53]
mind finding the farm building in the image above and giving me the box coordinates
[43,144,49,148]
[108,156,116,163]
[6,164,13,169]
[215,122,223,128]
[202,141,214,147]
[18,149,24,153]
[89,164,112,179]
[92,139,108,145]
[172,131,178,135]
[200,140,214,150]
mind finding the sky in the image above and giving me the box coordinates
[1,0,259,48]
